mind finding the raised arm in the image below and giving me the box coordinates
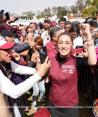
[0,70,41,98]
[82,24,97,65]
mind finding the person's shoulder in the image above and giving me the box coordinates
[0,69,3,73]
[0,69,5,76]
[46,41,52,46]
[11,61,15,64]
[70,54,76,59]
[46,41,55,50]
[49,55,56,61]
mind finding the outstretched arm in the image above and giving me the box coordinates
[0,57,51,99]
[11,61,36,75]
[0,70,41,98]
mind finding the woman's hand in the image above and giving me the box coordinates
[31,51,39,63]
[11,50,20,61]
[81,24,92,41]
[36,57,51,77]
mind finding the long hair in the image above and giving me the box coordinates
[34,36,43,47]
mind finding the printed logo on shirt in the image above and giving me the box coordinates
[61,65,75,74]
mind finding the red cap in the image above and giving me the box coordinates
[34,108,50,117]
[0,40,15,50]
[51,21,57,27]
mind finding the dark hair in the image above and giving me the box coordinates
[58,32,73,42]
[44,18,51,23]
[49,27,61,39]
[65,21,71,25]
[35,36,43,46]
[59,17,66,23]
[87,20,97,28]
[1,30,14,37]
[69,23,80,35]
[38,22,44,30]
[13,42,30,53]
[29,22,37,29]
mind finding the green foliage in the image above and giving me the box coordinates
[56,7,67,18]
[82,5,97,17]
[36,6,67,18]
[70,6,78,14]
[87,0,98,6]
[22,11,35,19]
[82,0,98,17]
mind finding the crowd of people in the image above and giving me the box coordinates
[0,10,98,117]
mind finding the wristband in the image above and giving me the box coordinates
[87,41,94,47]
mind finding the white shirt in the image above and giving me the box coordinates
[0,61,41,98]
[73,36,83,49]
[41,30,50,46]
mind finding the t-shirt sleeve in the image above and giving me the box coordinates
[0,70,41,99]
[11,61,36,75]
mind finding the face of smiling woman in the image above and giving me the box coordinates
[57,34,73,57]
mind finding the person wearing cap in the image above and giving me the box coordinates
[0,40,51,117]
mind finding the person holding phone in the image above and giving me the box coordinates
[0,39,51,117]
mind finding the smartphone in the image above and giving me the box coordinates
[0,10,4,14]
[0,10,4,19]
[5,12,10,20]
[38,46,47,63]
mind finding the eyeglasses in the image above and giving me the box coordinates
[3,49,14,54]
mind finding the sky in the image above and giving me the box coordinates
[0,0,76,14]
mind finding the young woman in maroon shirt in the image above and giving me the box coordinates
[48,24,97,117]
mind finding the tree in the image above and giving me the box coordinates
[70,6,78,14]
[40,7,51,17]
[82,5,97,17]
[52,7,58,15]
[76,0,84,12]
[36,6,68,19]
[56,6,67,18]
[22,11,35,19]
[87,0,98,6]
[82,0,98,17]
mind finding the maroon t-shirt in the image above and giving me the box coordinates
[46,41,57,59]
[49,55,78,107]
